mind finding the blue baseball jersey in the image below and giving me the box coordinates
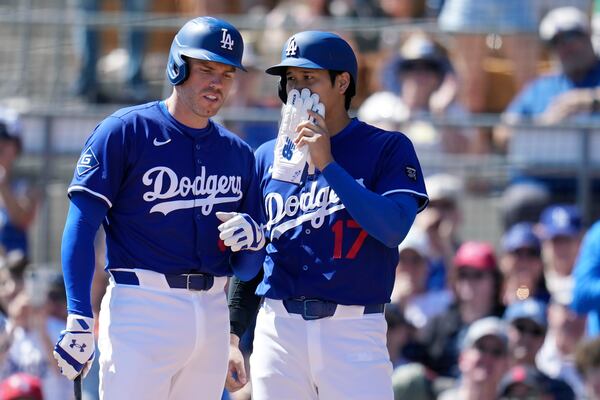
[69,101,264,277]
[255,118,428,305]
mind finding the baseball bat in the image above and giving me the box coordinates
[74,375,82,400]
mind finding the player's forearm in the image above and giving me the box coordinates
[62,193,108,318]
[228,270,263,338]
[322,161,417,248]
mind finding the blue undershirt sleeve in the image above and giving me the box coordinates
[62,192,109,318]
[322,161,418,248]
[572,223,600,314]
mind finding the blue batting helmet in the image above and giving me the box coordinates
[266,31,358,103]
[166,16,246,86]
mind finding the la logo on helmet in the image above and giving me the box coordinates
[220,28,234,50]
[286,38,298,57]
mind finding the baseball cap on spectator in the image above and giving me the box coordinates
[397,34,449,75]
[503,299,547,329]
[497,365,575,400]
[539,7,590,43]
[501,222,541,253]
[453,241,497,271]
[425,173,463,205]
[0,373,43,400]
[500,182,550,230]
[398,227,429,258]
[538,204,582,240]
[462,316,508,351]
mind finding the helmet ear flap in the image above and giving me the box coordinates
[277,76,287,103]
[167,51,189,85]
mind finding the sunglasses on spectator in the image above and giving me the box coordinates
[400,60,443,73]
[474,341,506,358]
[550,30,586,47]
[427,199,456,211]
[513,320,545,337]
[457,269,487,281]
[511,248,540,258]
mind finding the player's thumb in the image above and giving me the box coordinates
[216,211,236,223]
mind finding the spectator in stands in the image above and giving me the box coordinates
[358,33,473,155]
[438,0,539,114]
[503,299,548,368]
[392,226,452,329]
[575,336,600,400]
[0,372,43,400]
[71,0,150,103]
[496,364,575,400]
[537,294,587,399]
[499,223,549,305]
[384,303,420,368]
[537,205,583,302]
[416,242,504,378]
[0,109,38,257]
[0,251,29,314]
[499,181,551,230]
[416,173,463,290]
[498,7,600,147]
[572,218,600,335]
[437,317,509,400]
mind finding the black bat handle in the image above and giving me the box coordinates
[74,375,82,400]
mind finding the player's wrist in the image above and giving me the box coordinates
[66,314,94,332]
[230,333,241,347]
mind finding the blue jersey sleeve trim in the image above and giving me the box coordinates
[382,189,429,212]
[68,186,113,208]
[322,161,418,248]
[62,192,109,317]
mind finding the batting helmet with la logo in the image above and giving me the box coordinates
[166,16,246,85]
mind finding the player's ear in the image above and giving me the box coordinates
[336,72,350,95]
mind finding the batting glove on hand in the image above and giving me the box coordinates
[53,314,95,380]
[216,212,265,252]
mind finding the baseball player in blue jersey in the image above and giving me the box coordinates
[227,31,429,399]
[52,17,265,399]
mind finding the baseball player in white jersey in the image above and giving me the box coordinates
[227,31,429,399]
[52,17,265,399]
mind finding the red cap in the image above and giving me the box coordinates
[453,241,497,271]
[0,373,43,400]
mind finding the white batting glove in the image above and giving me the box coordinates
[53,314,95,380]
[216,212,265,252]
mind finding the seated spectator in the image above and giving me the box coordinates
[537,205,584,301]
[499,223,549,305]
[392,227,452,329]
[416,242,504,378]
[358,33,473,156]
[438,0,539,114]
[496,364,575,400]
[502,7,600,127]
[499,181,551,230]
[0,372,43,400]
[0,108,39,256]
[385,303,419,368]
[416,173,464,290]
[574,336,600,400]
[537,294,587,399]
[438,317,510,400]
[503,299,548,367]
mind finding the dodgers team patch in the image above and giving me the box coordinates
[76,146,100,176]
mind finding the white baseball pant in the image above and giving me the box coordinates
[250,298,394,400]
[98,269,229,400]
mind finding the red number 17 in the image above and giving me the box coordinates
[332,219,368,259]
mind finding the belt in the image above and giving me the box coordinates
[282,298,385,321]
[110,269,214,291]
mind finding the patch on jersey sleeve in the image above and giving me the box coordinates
[76,146,100,176]
[405,166,417,181]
